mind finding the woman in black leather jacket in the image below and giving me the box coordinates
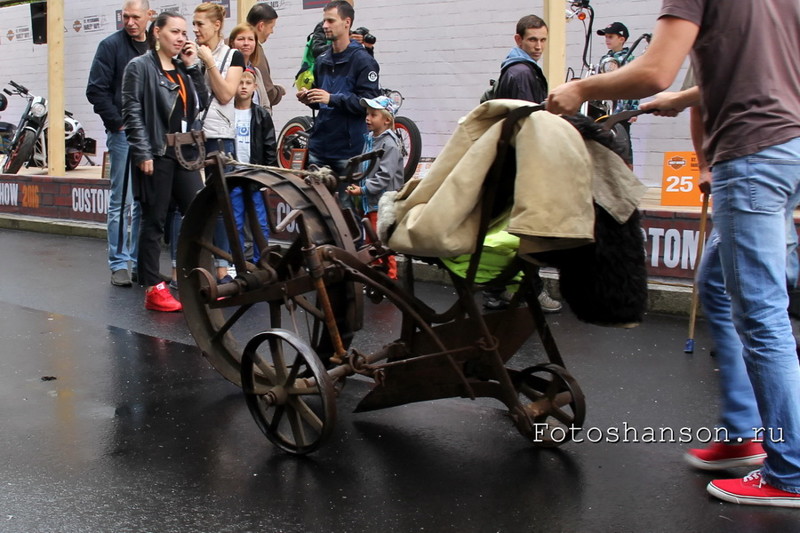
[122,11,209,312]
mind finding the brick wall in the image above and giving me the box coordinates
[0,0,691,189]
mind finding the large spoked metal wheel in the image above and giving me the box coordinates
[512,363,586,448]
[177,169,362,389]
[241,329,337,455]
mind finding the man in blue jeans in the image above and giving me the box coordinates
[548,0,800,508]
[87,0,153,286]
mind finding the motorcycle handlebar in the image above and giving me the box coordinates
[8,80,28,94]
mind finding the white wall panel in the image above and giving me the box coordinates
[0,1,692,186]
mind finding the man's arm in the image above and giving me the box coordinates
[548,16,699,115]
[329,53,380,115]
[86,40,124,131]
[639,85,701,117]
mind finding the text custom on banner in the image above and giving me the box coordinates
[661,151,702,207]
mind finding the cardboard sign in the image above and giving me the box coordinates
[661,151,703,207]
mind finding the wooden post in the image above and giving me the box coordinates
[238,0,256,25]
[47,0,65,176]
[543,0,566,89]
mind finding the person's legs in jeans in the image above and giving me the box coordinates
[207,138,235,280]
[106,130,141,273]
[697,230,761,439]
[712,136,800,492]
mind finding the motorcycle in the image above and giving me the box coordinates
[0,80,96,174]
[565,0,650,160]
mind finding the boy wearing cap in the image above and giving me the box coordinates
[345,95,404,279]
[230,68,277,263]
[597,22,639,159]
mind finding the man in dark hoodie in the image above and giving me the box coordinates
[483,14,561,314]
[296,0,380,209]
[493,15,549,103]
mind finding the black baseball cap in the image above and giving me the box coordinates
[597,22,629,40]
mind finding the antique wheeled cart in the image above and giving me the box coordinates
[172,106,628,456]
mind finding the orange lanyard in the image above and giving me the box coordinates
[164,71,187,116]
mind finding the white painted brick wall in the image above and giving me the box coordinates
[0,0,692,187]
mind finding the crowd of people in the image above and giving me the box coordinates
[85,0,800,509]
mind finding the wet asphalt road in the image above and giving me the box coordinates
[2,228,800,533]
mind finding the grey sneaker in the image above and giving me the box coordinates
[111,269,132,287]
[538,290,562,313]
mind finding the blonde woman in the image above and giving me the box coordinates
[193,2,245,281]
[193,2,244,156]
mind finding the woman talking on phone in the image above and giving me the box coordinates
[122,11,208,312]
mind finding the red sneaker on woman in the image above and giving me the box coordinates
[144,282,182,312]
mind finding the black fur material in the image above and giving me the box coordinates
[530,114,649,326]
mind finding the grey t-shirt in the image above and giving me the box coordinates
[660,0,800,165]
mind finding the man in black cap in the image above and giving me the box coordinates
[597,22,639,160]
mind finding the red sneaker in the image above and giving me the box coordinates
[708,470,800,508]
[684,439,766,470]
[144,282,182,312]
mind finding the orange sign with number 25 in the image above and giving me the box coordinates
[661,151,703,207]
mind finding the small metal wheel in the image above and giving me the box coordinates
[512,363,586,448]
[240,329,337,455]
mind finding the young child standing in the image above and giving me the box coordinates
[231,67,278,264]
[346,95,404,279]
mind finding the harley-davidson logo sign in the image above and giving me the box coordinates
[668,156,686,170]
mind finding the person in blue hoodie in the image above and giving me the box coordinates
[296,1,380,210]
[493,15,549,103]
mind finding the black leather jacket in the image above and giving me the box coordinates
[248,104,277,166]
[121,51,208,165]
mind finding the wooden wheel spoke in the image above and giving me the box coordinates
[210,303,255,344]
[287,396,324,433]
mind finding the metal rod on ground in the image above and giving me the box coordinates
[685,192,710,353]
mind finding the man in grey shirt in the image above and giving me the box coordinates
[548,0,800,508]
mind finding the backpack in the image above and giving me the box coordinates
[480,61,540,103]
[294,35,317,90]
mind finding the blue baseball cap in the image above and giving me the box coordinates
[360,95,398,117]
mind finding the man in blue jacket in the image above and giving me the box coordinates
[86,0,153,287]
[296,0,379,209]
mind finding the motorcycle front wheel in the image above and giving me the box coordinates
[3,129,36,174]
[65,151,83,170]
[277,116,313,169]
[394,116,422,182]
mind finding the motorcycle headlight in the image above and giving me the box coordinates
[30,102,47,118]
[599,57,620,74]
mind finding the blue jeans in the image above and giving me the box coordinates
[106,130,141,272]
[230,185,270,262]
[711,136,800,492]
[207,138,235,269]
[308,152,355,211]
